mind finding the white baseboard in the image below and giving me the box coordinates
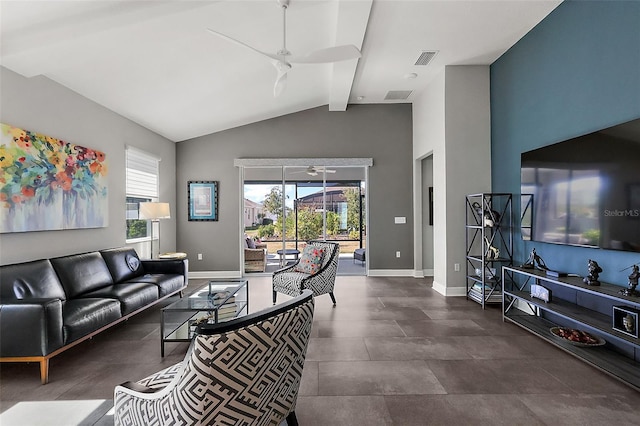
[413,269,425,278]
[432,280,467,297]
[423,269,434,277]
[189,270,242,280]
[368,269,415,277]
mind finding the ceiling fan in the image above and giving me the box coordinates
[206,0,361,97]
[290,166,337,176]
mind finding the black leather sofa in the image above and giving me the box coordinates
[0,247,188,384]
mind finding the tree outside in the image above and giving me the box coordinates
[127,219,147,239]
[252,183,365,254]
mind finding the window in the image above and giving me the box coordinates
[126,147,160,241]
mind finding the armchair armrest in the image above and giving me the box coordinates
[0,298,63,357]
[244,248,266,261]
[117,381,156,394]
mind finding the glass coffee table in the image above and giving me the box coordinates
[160,279,248,356]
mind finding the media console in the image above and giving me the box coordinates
[503,266,640,390]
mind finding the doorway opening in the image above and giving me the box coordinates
[239,163,368,276]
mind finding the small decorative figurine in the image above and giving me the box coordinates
[623,313,635,334]
[484,237,500,259]
[521,248,549,270]
[619,264,639,296]
[583,259,602,286]
[472,201,500,227]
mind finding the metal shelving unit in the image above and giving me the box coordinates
[465,193,513,309]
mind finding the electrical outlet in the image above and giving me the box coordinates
[454,263,460,272]
[396,251,401,258]
[197,253,203,261]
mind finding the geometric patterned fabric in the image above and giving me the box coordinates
[273,241,339,304]
[113,291,315,426]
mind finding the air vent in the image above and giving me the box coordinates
[415,50,438,66]
[384,90,413,101]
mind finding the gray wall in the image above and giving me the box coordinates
[176,104,414,273]
[413,66,491,295]
[0,67,177,265]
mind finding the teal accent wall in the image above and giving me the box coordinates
[491,0,640,285]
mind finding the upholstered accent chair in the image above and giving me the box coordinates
[113,290,314,426]
[272,241,339,306]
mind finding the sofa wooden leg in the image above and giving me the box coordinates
[40,358,49,384]
[286,411,299,426]
[329,292,336,306]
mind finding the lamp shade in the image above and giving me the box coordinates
[139,202,171,220]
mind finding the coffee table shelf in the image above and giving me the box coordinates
[160,279,248,356]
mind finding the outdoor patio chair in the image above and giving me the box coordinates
[113,290,315,426]
[244,236,267,272]
[272,241,340,306]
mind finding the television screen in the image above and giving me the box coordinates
[521,117,640,252]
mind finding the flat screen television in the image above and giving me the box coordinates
[521,117,640,252]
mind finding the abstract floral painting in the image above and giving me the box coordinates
[0,123,108,233]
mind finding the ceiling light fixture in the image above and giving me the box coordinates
[404,73,418,80]
[357,96,365,101]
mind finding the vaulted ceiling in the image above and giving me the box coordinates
[0,0,561,142]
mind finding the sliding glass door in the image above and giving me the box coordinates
[241,164,367,275]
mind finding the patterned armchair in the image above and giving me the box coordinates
[272,241,339,306]
[113,290,314,426]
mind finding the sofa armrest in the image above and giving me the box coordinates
[0,299,64,357]
[141,259,188,281]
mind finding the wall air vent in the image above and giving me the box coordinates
[414,50,438,66]
[384,90,413,101]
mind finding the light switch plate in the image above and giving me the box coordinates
[394,217,406,224]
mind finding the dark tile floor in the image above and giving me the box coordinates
[1,275,639,425]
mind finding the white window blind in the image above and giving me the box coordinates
[126,147,159,199]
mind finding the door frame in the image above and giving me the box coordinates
[236,158,372,275]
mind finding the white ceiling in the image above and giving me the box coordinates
[0,0,561,142]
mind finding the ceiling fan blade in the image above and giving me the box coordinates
[289,44,361,64]
[315,167,337,173]
[206,28,279,62]
[273,68,288,97]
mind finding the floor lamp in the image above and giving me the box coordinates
[139,202,171,259]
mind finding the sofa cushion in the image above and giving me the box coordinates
[124,274,185,298]
[246,238,256,249]
[51,252,114,298]
[82,283,159,315]
[100,248,145,284]
[0,260,67,301]
[62,298,122,344]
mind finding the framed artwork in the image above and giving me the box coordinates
[188,181,218,221]
[0,123,108,233]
